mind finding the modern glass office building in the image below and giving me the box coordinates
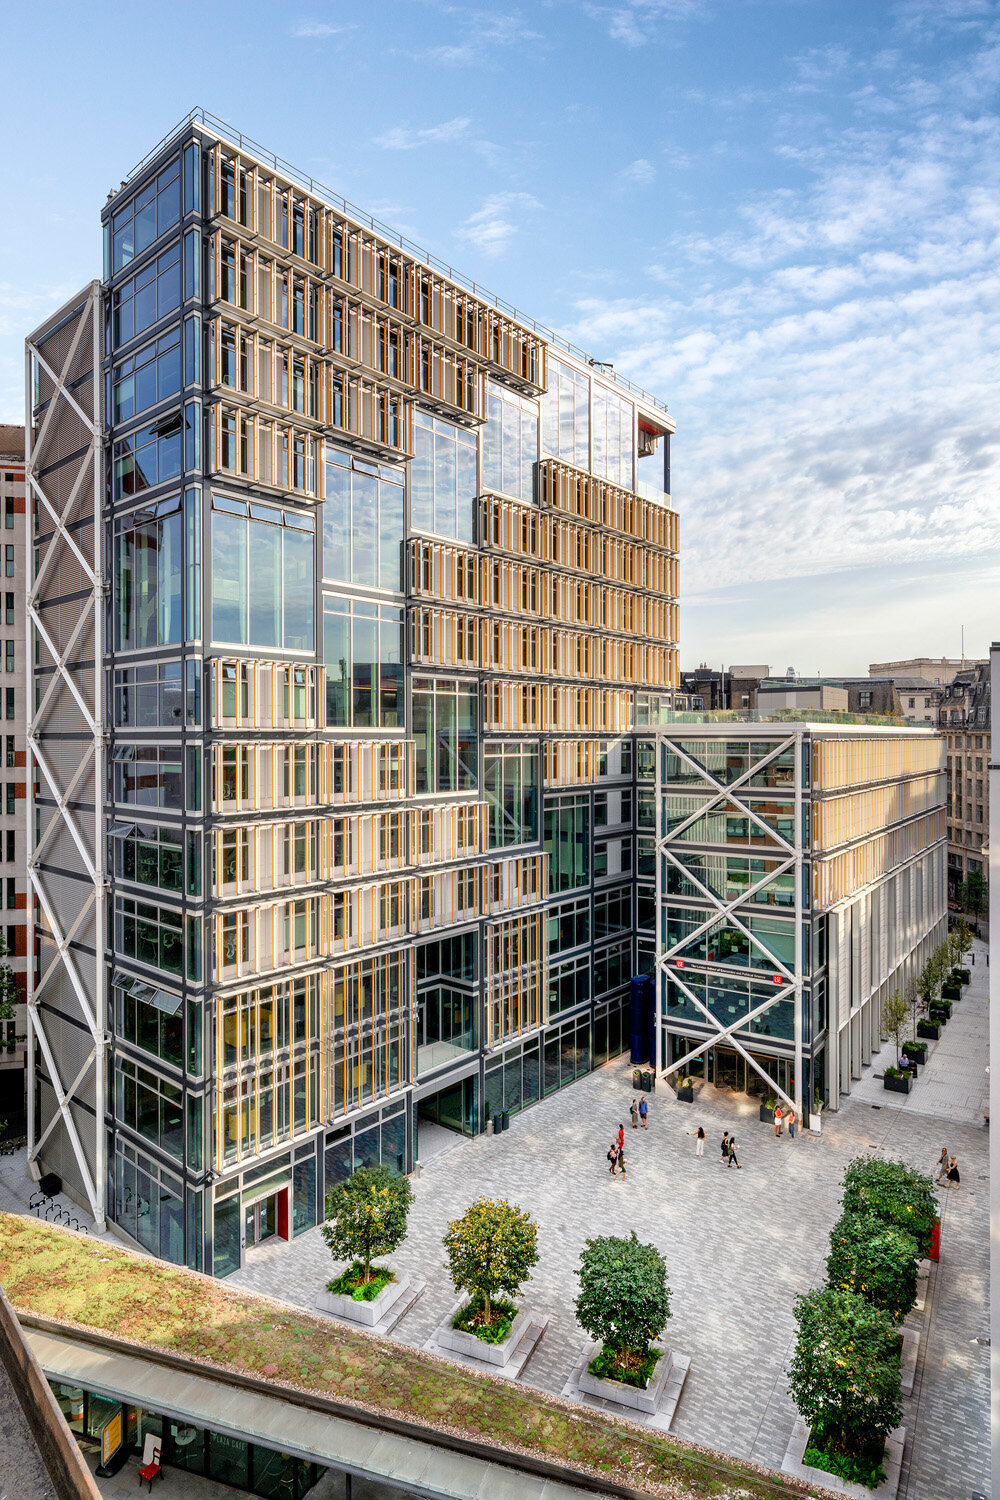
[653,722,947,1118]
[25,111,676,1274]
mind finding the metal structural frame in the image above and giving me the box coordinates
[654,729,805,1118]
[24,282,107,1229]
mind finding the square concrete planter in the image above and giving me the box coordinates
[577,1341,672,1415]
[435,1298,531,1367]
[317,1269,410,1327]
[782,1417,906,1499]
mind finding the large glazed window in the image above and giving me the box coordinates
[592,384,634,489]
[323,597,403,728]
[323,446,404,592]
[113,244,181,348]
[484,740,538,847]
[110,161,181,273]
[541,356,589,469]
[113,329,182,424]
[114,497,183,649]
[113,415,183,502]
[543,793,590,891]
[211,495,315,650]
[483,384,537,503]
[411,677,478,793]
[113,894,201,981]
[410,411,477,543]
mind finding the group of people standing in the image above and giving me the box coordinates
[772,1104,797,1138]
[607,1096,649,1176]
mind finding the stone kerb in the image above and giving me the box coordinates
[782,1418,907,1500]
[576,1339,673,1414]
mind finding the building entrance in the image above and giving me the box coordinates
[415,1074,477,1162]
[244,1193,277,1249]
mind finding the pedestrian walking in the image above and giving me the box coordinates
[787,1109,796,1140]
[607,1141,618,1175]
[774,1104,783,1137]
[727,1135,741,1169]
[720,1131,730,1163]
[617,1123,625,1152]
[935,1147,949,1184]
[617,1144,626,1178]
[639,1095,649,1129]
[687,1126,705,1157]
[630,1098,639,1130]
[946,1155,960,1189]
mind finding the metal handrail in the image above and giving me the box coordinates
[111,107,670,416]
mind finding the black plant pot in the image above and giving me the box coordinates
[676,1086,693,1103]
[884,1073,911,1094]
[917,1020,941,1040]
[759,1105,774,1123]
[958,968,971,985]
[942,983,961,1001]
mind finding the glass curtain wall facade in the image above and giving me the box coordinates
[655,724,947,1117]
[28,115,676,1275]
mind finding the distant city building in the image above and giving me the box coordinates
[0,426,26,1137]
[756,680,848,714]
[938,661,990,907]
[680,665,728,711]
[655,721,947,1115]
[869,656,975,686]
[728,664,770,711]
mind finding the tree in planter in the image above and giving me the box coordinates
[443,1196,538,1329]
[321,1165,412,1287]
[958,868,987,919]
[880,988,910,1073]
[953,917,973,964]
[825,1211,919,1323]
[902,976,926,1052]
[575,1231,671,1383]
[917,949,944,1014]
[789,1289,902,1476]
[840,1155,937,1255]
[0,935,21,1038]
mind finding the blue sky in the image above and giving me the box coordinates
[2,0,998,673]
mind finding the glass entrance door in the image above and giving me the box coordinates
[244,1193,277,1249]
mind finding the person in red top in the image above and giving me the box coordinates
[617,1123,625,1152]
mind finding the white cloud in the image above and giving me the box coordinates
[374,117,471,150]
[455,192,541,256]
[584,0,709,48]
[411,11,541,65]
[621,157,656,185]
[291,21,356,37]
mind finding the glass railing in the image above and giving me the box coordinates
[636,478,673,507]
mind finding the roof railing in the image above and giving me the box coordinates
[111,107,670,416]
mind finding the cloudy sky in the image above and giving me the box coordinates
[1,0,997,673]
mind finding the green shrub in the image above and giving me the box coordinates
[840,1155,937,1254]
[788,1289,902,1462]
[825,1211,919,1322]
[452,1292,517,1343]
[443,1197,538,1326]
[575,1232,670,1380]
[321,1165,412,1284]
[326,1260,395,1301]
[803,1437,886,1490]
[588,1342,661,1388]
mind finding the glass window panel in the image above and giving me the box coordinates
[247,521,281,648]
[211,512,246,644]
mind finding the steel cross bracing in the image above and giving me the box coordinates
[24,282,107,1230]
[654,731,805,1117]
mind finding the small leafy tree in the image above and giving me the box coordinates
[903,976,925,1045]
[0,935,21,1030]
[880,988,910,1069]
[841,1155,937,1255]
[953,917,973,964]
[825,1211,919,1323]
[575,1231,670,1375]
[443,1196,538,1325]
[789,1289,902,1462]
[958,868,987,918]
[321,1165,412,1284]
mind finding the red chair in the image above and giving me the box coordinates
[138,1434,162,1491]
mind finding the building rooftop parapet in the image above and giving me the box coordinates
[657,709,922,731]
[112,107,670,419]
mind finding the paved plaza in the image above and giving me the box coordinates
[233,938,991,1500]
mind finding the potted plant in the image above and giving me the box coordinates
[789,1288,903,1492]
[941,978,961,1001]
[917,1016,941,1040]
[317,1165,413,1326]
[904,1038,928,1063]
[809,1089,823,1134]
[759,1093,777,1123]
[575,1231,672,1413]
[840,1155,937,1256]
[825,1211,919,1323]
[438,1196,539,1365]
[675,1074,694,1103]
[880,988,912,1093]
